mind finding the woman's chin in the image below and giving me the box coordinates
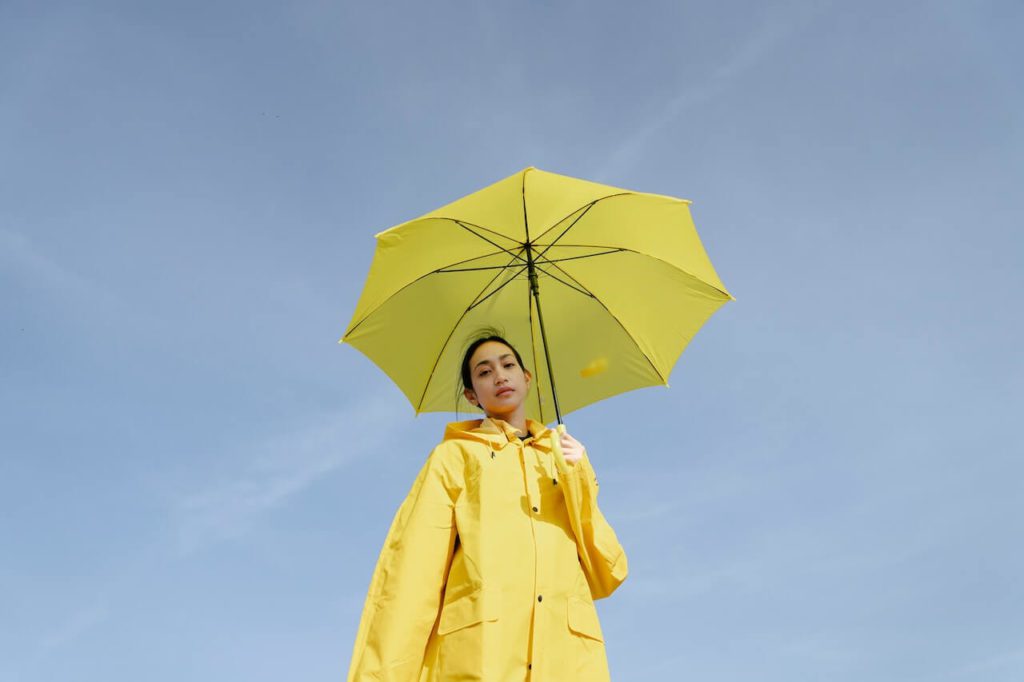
[486,400,519,416]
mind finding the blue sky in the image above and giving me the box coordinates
[2,1,1022,680]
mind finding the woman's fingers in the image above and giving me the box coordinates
[559,431,584,464]
[560,432,584,450]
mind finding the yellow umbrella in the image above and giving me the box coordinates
[340,166,733,424]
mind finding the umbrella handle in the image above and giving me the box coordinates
[549,423,568,464]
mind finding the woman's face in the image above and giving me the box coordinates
[464,341,531,419]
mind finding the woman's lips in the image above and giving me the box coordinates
[496,387,514,396]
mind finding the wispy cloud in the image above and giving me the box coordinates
[34,602,110,657]
[613,461,761,525]
[173,391,408,554]
[626,560,758,600]
[598,2,830,178]
[0,228,119,309]
[948,645,1024,678]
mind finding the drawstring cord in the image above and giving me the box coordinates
[526,431,556,484]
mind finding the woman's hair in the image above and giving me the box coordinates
[458,327,528,393]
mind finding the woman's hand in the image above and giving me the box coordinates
[559,430,585,465]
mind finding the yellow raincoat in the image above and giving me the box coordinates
[346,417,628,681]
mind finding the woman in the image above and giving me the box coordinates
[345,332,628,681]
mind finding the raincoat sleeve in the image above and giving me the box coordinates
[554,444,629,600]
[345,445,460,682]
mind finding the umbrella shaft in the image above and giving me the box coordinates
[526,253,563,425]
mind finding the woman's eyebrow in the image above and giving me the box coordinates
[473,354,513,370]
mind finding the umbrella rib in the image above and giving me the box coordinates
[439,246,626,272]
[344,246,526,337]
[533,201,598,260]
[448,218,524,246]
[534,258,670,386]
[454,220,528,264]
[530,261,595,299]
[466,263,530,311]
[540,244,732,300]
[414,252,527,413]
[435,248,525,271]
[530,192,632,252]
[533,258,594,296]
[533,248,625,265]
[530,243,627,248]
[438,262,530,273]
[388,215,523,247]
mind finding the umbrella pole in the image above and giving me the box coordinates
[526,254,563,425]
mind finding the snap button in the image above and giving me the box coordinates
[490,451,495,458]
[537,595,543,602]
[552,478,558,485]
[532,506,538,512]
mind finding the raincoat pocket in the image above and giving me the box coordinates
[437,585,500,635]
[567,595,604,642]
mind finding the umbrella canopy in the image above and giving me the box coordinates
[340,166,733,423]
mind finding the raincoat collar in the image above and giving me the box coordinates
[443,416,554,451]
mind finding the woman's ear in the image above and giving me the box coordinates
[463,387,478,407]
